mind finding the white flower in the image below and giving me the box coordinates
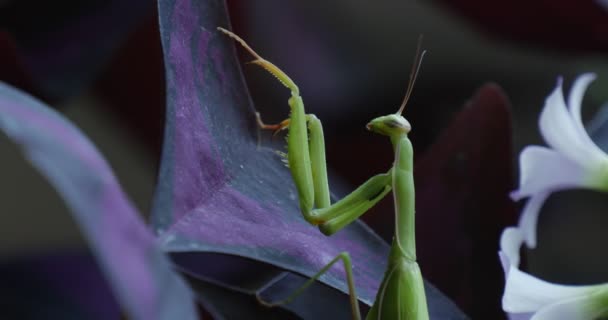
[499,227,608,320]
[511,73,608,248]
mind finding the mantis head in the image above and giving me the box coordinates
[367,36,425,138]
[366,114,411,136]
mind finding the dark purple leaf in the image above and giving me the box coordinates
[414,84,516,319]
[154,0,387,305]
[256,269,469,320]
[175,253,363,319]
[0,82,197,320]
[184,272,301,320]
[153,0,467,317]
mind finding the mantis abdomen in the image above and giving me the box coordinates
[366,241,429,320]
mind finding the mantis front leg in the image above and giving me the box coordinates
[219,27,392,235]
[287,109,393,234]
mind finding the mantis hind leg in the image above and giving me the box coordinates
[256,252,362,320]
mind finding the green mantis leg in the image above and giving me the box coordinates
[221,27,431,319]
[307,114,331,209]
[255,111,393,236]
[312,171,392,236]
[255,113,333,211]
[300,113,394,235]
[218,27,393,235]
[256,252,362,320]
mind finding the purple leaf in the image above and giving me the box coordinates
[174,253,363,319]
[0,82,197,320]
[183,267,303,320]
[153,0,387,305]
[153,1,466,317]
[414,84,516,319]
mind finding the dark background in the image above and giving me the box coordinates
[1,0,608,318]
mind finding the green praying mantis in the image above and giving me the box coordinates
[218,27,429,320]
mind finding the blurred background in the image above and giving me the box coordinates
[1,0,608,319]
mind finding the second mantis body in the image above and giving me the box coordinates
[219,27,429,320]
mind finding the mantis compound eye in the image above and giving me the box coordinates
[386,117,411,133]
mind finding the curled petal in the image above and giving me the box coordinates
[567,73,607,161]
[499,228,606,315]
[539,78,605,168]
[502,266,592,314]
[517,193,549,248]
[499,227,524,269]
[512,146,587,200]
[530,297,592,320]
[568,74,596,139]
[508,313,533,320]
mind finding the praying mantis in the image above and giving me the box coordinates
[218,27,429,320]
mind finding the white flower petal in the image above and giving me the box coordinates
[499,227,604,314]
[512,146,587,199]
[508,313,533,320]
[530,297,591,320]
[517,193,549,248]
[539,78,604,167]
[503,268,594,314]
[568,74,596,136]
[567,73,607,161]
[500,227,524,268]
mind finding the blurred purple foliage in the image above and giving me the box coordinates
[8,0,606,319]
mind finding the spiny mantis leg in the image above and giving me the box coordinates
[256,252,362,320]
[257,112,393,234]
[221,26,416,318]
[217,27,299,96]
[256,111,393,235]
[314,172,392,236]
[218,27,316,216]
[255,112,333,211]
[219,27,392,234]
[307,114,331,209]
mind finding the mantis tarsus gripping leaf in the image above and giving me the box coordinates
[218,27,429,320]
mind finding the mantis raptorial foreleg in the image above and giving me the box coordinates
[218,27,393,236]
[256,252,361,320]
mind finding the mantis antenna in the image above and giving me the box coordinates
[396,35,427,116]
